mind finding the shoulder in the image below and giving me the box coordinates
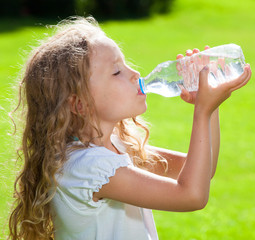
[69,144,130,162]
[55,144,133,207]
[61,144,132,177]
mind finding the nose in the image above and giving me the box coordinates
[130,68,140,84]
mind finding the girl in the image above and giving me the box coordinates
[8,17,251,240]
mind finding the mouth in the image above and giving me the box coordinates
[137,88,145,95]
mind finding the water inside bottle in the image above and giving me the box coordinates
[183,55,245,91]
[145,79,182,97]
[143,55,245,97]
[142,60,184,97]
[207,56,245,87]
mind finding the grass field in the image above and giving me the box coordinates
[1,0,255,239]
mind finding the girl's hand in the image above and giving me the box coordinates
[177,46,210,104]
[196,64,251,115]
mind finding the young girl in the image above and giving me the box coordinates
[8,16,251,240]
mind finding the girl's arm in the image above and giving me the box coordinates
[210,108,220,178]
[148,107,219,179]
[146,145,187,179]
[94,65,251,212]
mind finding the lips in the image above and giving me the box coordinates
[137,89,144,95]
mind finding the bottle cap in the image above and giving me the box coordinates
[139,78,146,94]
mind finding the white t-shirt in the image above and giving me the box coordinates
[50,137,158,240]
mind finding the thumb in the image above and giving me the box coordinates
[180,88,190,102]
[198,65,209,89]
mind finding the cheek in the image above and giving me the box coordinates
[93,89,117,113]
[96,90,127,114]
[101,83,128,103]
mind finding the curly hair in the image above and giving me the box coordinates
[8,16,166,240]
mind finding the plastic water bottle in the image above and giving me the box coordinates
[139,44,246,97]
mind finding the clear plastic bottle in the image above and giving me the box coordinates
[139,44,246,97]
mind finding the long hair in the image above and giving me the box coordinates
[8,16,166,240]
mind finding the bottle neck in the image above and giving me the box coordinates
[139,78,146,94]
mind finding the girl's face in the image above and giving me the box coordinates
[89,36,147,125]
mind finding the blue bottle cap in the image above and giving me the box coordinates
[139,78,146,95]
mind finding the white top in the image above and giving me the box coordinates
[50,137,159,240]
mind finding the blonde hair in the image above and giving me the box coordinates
[8,16,166,240]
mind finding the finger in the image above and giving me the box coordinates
[201,53,210,66]
[193,48,200,54]
[198,66,209,89]
[201,46,211,66]
[245,63,251,71]
[210,60,218,77]
[229,65,251,92]
[180,88,191,102]
[218,58,225,71]
[222,65,251,92]
[192,48,200,66]
[176,54,184,60]
[229,76,250,93]
[186,49,193,56]
[176,54,184,74]
[180,87,189,96]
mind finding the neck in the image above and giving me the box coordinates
[89,121,118,153]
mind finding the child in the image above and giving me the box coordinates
[8,16,251,240]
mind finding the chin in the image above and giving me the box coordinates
[142,102,148,113]
[122,103,148,119]
[134,104,148,117]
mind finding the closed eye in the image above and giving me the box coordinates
[113,71,120,76]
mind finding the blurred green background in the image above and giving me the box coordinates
[1,0,255,239]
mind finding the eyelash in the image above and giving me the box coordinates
[113,71,120,76]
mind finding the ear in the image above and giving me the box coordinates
[69,95,84,115]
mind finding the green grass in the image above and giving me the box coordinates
[1,0,255,238]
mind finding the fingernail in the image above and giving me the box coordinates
[176,54,184,59]
[203,65,209,71]
[244,63,250,70]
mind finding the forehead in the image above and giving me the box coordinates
[90,36,123,63]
